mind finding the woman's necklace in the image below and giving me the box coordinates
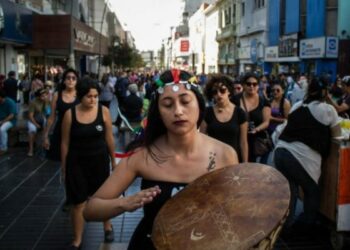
[216,103,231,113]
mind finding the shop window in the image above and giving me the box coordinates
[254,0,265,10]
[233,4,236,19]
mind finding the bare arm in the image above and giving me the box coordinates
[331,124,342,138]
[102,106,117,170]
[239,121,249,162]
[0,113,14,124]
[326,94,350,114]
[28,111,41,129]
[254,106,271,133]
[43,93,58,149]
[60,109,71,181]
[83,153,161,221]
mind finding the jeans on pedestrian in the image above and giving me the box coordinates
[0,121,14,151]
[274,147,320,227]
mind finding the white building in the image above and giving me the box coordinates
[189,3,209,74]
[238,0,268,74]
[204,3,219,73]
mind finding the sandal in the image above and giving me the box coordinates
[104,225,115,243]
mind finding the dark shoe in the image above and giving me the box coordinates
[104,225,115,243]
[65,243,82,250]
[62,201,71,213]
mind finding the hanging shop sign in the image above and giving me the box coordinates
[250,39,258,63]
[238,47,250,60]
[264,46,279,62]
[325,37,338,58]
[180,39,190,52]
[279,33,298,57]
[300,36,338,59]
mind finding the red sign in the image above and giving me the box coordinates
[180,40,189,52]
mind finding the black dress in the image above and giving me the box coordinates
[65,105,110,205]
[204,106,247,162]
[128,179,187,250]
[232,93,270,161]
[47,92,79,161]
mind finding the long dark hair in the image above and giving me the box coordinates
[304,77,328,104]
[126,70,206,162]
[272,81,286,117]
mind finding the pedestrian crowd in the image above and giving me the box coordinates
[0,67,349,249]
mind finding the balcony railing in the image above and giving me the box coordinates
[216,23,236,41]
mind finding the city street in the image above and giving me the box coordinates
[0,148,349,250]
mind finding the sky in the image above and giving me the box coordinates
[111,0,184,52]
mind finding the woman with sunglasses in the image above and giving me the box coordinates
[268,82,291,135]
[201,74,248,162]
[43,69,80,161]
[83,69,238,250]
[232,73,271,163]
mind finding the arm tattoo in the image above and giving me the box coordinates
[207,152,216,171]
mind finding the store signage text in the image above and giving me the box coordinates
[300,37,338,59]
[265,46,278,61]
[74,28,96,48]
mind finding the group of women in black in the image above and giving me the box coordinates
[43,69,116,250]
[44,68,343,250]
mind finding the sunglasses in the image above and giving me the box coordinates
[272,89,281,93]
[66,76,77,81]
[212,87,227,95]
[246,81,258,87]
[234,86,242,91]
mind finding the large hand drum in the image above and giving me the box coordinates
[152,163,290,250]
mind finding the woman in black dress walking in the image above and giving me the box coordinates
[43,68,79,161]
[61,78,116,249]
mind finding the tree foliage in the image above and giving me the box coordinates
[110,43,144,68]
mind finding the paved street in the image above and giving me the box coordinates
[0,147,349,250]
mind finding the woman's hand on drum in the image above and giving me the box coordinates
[121,186,161,212]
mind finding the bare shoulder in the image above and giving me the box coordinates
[201,133,239,167]
[118,147,149,176]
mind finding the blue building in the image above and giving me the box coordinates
[266,0,339,80]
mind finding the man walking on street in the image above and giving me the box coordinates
[0,90,17,155]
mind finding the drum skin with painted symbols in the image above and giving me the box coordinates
[152,163,290,250]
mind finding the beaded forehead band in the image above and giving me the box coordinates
[155,69,198,94]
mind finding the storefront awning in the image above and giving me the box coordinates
[32,15,109,56]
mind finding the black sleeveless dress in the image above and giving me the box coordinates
[65,105,110,205]
[128,179,187,250]
[204,106,247,162]
[47,91,79,161]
